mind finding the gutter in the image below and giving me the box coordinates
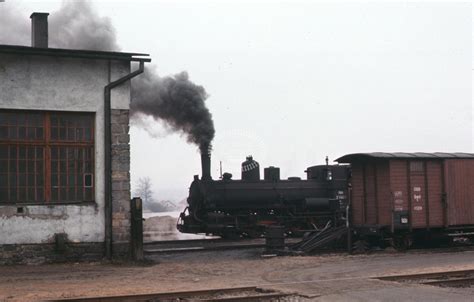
[104,60,149,260]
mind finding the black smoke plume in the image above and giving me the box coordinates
[49,0,119,51]
[0,0,214,150]
[0,0,118,51]
[131,70,215,152]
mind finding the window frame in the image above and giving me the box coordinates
[0,109,96,205]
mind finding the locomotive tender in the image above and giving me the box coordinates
[178,151,474,250]
[177,151,350,238]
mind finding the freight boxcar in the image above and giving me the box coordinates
[336,152,474,250]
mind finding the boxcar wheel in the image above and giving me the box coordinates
[391,235,412,251]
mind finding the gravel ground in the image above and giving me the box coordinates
[1,248,474,301]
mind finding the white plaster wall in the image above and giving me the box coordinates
[0,206,104,244]
[0,53,131,244]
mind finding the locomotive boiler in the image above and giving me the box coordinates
[177,150,350,238]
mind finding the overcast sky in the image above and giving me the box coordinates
[2,0,472,203]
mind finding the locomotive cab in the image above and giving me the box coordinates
[305,164,350,182]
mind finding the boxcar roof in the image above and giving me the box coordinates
[336,152,474,163]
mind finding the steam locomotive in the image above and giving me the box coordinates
[177,151,350,238]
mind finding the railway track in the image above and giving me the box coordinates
[376,269,474,288]
[144,238,222,245]
[145,237,474,255]
[48,286,291,302]
[144,238,300,254]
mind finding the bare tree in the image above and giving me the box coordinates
[135,177,154,205]
[134,177,177,212]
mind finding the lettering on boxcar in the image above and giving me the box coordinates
[394,199,404,205]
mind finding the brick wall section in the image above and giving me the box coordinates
[111,109,132,258]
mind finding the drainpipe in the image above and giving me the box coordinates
[104,60,146,260]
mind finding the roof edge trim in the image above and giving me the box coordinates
[0,44,151,62]
[336,152,474,163]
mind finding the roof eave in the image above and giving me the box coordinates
[0,44,151,62]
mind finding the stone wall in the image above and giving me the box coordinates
[0,242,104,265]
[111,109,132,258]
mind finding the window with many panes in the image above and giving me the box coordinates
[0,110,95,204]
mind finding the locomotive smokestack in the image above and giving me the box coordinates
[201,145,212,181]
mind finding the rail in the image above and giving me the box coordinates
[47,286,291,302]
[376,269,474,288]
[144,237,300,254]
[376,269,474,281]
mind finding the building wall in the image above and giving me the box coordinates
[0,53,132,259]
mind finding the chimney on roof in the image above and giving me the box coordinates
[30,12,49,48]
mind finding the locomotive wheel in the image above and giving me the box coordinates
[244,229,263,239]
[352,240,369,254]
[220,230,240,240]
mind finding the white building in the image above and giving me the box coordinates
[0,13,150,263]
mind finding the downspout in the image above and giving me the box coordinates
[104,60,146,260]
